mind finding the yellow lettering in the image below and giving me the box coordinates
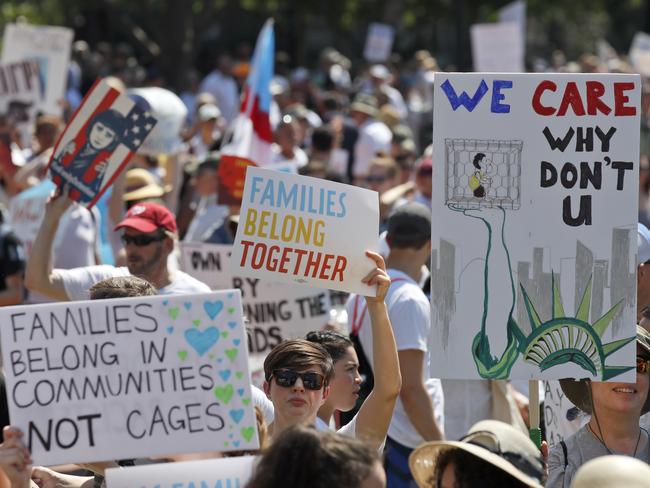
[313,220,325,247]
[243,208,258,236]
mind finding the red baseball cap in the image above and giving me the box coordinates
[114,202,177,234]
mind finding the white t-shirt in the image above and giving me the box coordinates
[353,119,392,178]
[346,268,445,448]
[58,265,210,301]
[271,144,309,168]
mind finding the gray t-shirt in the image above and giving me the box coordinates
[547,425,650,488]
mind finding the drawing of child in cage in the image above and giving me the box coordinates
[469,152,494,198]
[52,108,128,200]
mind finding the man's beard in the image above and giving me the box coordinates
[127,244,164,279]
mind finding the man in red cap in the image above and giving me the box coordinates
[25,192,210,301]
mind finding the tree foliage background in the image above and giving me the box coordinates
[1,0,649,88]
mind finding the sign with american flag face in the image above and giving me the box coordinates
[47,79,157,208]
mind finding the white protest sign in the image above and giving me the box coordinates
[105,455,256,488]
[0,59,41,140]
[180,242,331,369]
[8,179,53,257]
[430,73,639,381]
[1,23,73,116]
[363,23,395,63]
[630,32,650,77]
[543,380,584,446]
[231,167,379,296]
[470,23,524,73]
[0,291,259,465]
[498,0,526,45]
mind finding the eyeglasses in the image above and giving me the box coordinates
[272,370,325,390]
[121,233,166,247]
[637,356,650,374]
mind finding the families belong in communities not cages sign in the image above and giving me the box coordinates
[430,73,640,382]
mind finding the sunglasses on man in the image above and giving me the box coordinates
[121,233,167,247]
[272,370,325,390]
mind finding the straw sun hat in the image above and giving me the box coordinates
[572,455,650,488]
[409,420,544,488]
[560,325,650,415]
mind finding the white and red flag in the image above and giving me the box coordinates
[47,78,157,208]
[218,19,274,204]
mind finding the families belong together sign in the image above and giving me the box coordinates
[430,73,640,382]
[232,167,379,296]
[0,291,258,465]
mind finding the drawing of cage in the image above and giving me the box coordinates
[445,139,523,210]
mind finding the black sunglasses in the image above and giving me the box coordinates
[272,370,325,390]
[121,233,166,247]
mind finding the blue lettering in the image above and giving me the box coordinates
[440,79,489,112]
[308,186,317,213]
[326,190,336,216]
[491,80,512,113]
[277,181,297,210]
[259,180,274,206]
[249,176,264,204]
[337,193,347,218]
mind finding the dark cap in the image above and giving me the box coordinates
[386,202,431,248]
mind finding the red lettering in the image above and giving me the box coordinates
[278,247,292,274]
[532,80,556,115]
[266,245,280,271]
[304,251,323,278]
[251,243,266,270]
[318,254,334,280]
[292,249,308,274]
[614,82,637,116]
[331,256,347,282]
[557,82,585,116]
[239,240,255,266]
[585,81,611,116]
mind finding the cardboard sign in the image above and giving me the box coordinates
[543,380,584,447]
[47,79,157,208]
[105,456,256,488]
[231,167,379,296]
[630,32,650,77]
[0,291,259,465]
[470,23,524,73]
[363,23,395,63]
[180,242,331,370]
[430,73,639,381]
[0,59,41,141]
[1,23,73,116]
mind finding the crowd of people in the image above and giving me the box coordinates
[0,24,647,488]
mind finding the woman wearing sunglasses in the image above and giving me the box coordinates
[305,252,400,451]
[546,325,650,488]
[262,251,400,443]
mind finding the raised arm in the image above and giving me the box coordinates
[24,189,72,301]
[352,251,402,449]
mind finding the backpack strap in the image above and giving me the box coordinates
[560,440,568,469]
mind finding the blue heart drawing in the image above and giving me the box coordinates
[219,370,231,382]
[228,433,234,439]
[184,302,192,311]
[233,440,241,447]
[162,300,169,306]
[166,326,174,334]
[237,388,245,397]
[184,327,219,356]
[217,358,223,363]
[204,300,224,320]
[227,321,237,330]
[230,409,244,424]
[227,292,234,299]
[233,339,241,346]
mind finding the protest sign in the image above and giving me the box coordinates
[543,380,584,446]
[105,455,256,488]
[630,32,650,77]
[180,242,331,370]
[498,0,526,45]
[47,79,157,208]
[0,59,41,142]
[8,179,53,256]
[363,23,395,63]
[430,73,640,381]
[470,23,524,72]
[1,23,73,116]
[231,167,379,296]
[0,291,259,465]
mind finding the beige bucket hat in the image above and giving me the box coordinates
[573,455,650,488]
